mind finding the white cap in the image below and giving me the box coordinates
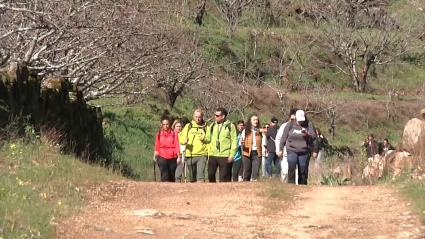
[296,110,305,122]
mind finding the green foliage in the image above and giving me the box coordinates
[182,0,425,92]
[320,175,350,186]
[95,96,196,181]
[0,141,117,239]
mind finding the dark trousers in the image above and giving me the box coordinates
[242,150,260,181]
[157,156,177,182]
[208,156,231,182]
[232,159,243,182]
[265,152,281,177]
[287,150,310,185]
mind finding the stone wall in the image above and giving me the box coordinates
[0,64,104,160]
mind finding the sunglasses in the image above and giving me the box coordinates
[264,126,269,129]
[214,114,222,117]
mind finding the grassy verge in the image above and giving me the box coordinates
[0,140,119,238]
[394,175,425,223]
[93,97,196,181]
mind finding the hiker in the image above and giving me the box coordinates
[279,110,316,185]
[276,109,297,182]
[380,138,395,156]
[174,118,189,182]
[179,109,208,182]
[261,123,269,178]
[154,116,181,182]
[312,128,328,165]
[232,120,245,182]
[241,114,263,181]
[265,117,280,178]
[363,134,379,158]
[204,107,237,182]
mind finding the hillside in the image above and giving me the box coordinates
[0,1,425,238]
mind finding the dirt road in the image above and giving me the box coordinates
[56,181,425,239]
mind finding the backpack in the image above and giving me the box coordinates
[281,121,315,151]
[185,122,207,141]
[209,122,231,136]
[156,129,176,144]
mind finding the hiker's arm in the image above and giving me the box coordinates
[239,130,246,146]
[229,124,238,158]
[174,132,181,158]
[275,124,284,153]
[179,125,188,145]
[202,124,212,144]
[306,123,316,140]
[154,132,160,156]
[280,123,291,150]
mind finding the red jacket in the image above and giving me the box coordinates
[155,129,180,160]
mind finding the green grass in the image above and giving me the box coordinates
[0,140,118,239]
[92,96,197,181]
[393,175,425,223]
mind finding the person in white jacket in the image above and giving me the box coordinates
[275,109,297,182]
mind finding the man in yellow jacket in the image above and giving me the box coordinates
[203,107,237,182]
[179,109,208,182]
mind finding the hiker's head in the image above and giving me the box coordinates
[383,138,389,145]
[161,116,171,131]
[289,108,297,122]
[368,134,374,141]
[214,107,227,123]
[270,117,278,126]
[295,110,306,125]
[193,109,204,124]
[172,119,182,133]
[263,123,270,132]
[180,117,190,127]
[245,114,261,133]
[236,120,245,133]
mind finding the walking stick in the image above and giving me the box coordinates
[183,159,187,183]
[153,154,157,182]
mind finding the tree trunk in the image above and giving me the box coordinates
[195,0,207,26]
[359,62,371,92]
[264,0,275,26]
[167,92,178,108]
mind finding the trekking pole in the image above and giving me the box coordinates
[183,160,187,183]
[153,154,157,182]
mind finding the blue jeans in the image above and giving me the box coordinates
[287,150,310,185]
[265,152,281,177]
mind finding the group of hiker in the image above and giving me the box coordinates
[363,134,395,158]
[154,107,328,185]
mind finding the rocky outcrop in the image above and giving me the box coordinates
[363,110,425,183]
[401,118,425,155]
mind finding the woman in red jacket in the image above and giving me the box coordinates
[154,116,181,182]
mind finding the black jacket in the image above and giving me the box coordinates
[266,126,278,153]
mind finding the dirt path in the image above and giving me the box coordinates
[56,182,425,239]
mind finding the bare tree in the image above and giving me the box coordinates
[214,0,253,33]
[154,35,207,108]
[191,75,250,118]
[0,0,171,100]
[310,0,409,92]
[195,0,207,26]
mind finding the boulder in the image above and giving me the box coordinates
[362,155,386,183]
[420,108,425,120]
[401,118,425,155]
[386,151,414,177]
